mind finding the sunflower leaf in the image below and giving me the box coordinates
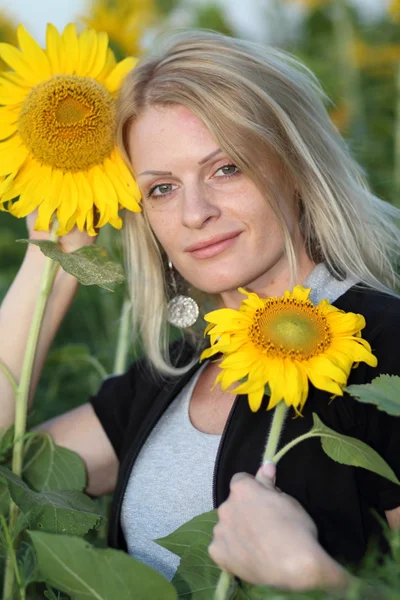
[23,433,86,492]
[345,374,400,416]
[311,414,400,485]
[17,240,125,291]
[0,466,101,535]
[29,531,177,600]
[155,509,218,558]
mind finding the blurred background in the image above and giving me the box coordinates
[0,0,399,425]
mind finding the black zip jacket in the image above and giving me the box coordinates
[91,286,400,566]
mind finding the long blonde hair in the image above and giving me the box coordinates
[116,30,400,375]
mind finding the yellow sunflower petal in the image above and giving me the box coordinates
[305,367,343,397]
[17,25,51,80]
[306,354,348,386]
[46,23,63,74]
[90,165,119,226]
[108,215,123,229]
[291,285,311,302]
[97,48,117,82]
[87,31,109,79]
[0,42,41,85]
[218,367,250,391]
[248,388,265,412]
[76,28,98,76]
[103,156,141,212]
[0,137,29,176]
[73,172,94,232]
[61,23,79,74]
[85,208,97,237]
[103,56,138,94]
[0,121,18,140]
[0,76,30,104]
[57,172,78,230]
[326,311,365,336]
[35,169,64,231]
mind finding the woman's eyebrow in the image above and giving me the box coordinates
[137,149,223,177]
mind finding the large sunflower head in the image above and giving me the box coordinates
[0,23,141,236]
[201,286,377,413]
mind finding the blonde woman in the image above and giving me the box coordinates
[1,31,400,592]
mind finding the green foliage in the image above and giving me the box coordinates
[29,531,178,600]
[18,241,125,292]
[311,414,400,486]
[23,433,87,492]
[0,466,102,536]
[346,375,400,416]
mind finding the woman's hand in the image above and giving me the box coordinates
[209,462,353,591]
[26,211,96,253]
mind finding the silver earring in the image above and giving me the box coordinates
[167,260,199,328]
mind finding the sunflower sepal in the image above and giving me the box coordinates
[17,239,124,291]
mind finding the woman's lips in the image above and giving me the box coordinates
[185,232,242,259]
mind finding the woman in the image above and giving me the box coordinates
[1,31,400,592]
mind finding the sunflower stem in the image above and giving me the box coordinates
[263,401,288,462]
[113,296,131,374]
[2,225,59,600]
[214,568,235,600]
[273,431,320,464]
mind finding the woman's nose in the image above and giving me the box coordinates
[181,184,220,229]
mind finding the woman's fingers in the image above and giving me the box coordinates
[255,460,276,486]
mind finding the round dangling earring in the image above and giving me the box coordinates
[167,260,199,328]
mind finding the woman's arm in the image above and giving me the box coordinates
[0,215,93,429]
[209,463,355,591]
[0,217,119,496]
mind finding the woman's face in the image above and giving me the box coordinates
[128,104,307,305]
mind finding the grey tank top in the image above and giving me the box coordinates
[120,263,357,580]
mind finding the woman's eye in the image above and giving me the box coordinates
[146,183,176,198]
[215,164,240,177]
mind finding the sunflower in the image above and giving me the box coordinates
[389,0,400,23]
[82,0,156,60]
[201,286,377,413]
[0,24,141,236]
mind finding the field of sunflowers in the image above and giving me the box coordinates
[0,0,399,599]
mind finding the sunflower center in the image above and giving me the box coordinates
[249,297,331,359]
[18,75,116,171]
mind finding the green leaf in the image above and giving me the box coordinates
[0,466,101,535]
[156,509,218,558]
[23,433,86,492]
[0,478,10,516]
[29,531,177,600]
[172,543,224,599]
[0,424,14,462]
[17,241,125,291]
[345,375,400,416]
[311,414,400,486]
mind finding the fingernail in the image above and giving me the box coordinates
[261,460,276,476]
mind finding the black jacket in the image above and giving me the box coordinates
[91,286,400,566]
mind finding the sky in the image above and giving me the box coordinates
[0,0,390,45]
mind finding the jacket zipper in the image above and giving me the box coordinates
[212,394,240,508]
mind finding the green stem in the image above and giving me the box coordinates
[86,356,108,381]
[273,431,320,464]
[3,227,59,600]
[263,401,288,462]
[214,401,288,600]
[214,569,235,600]
[0,361,18,396]
[0,513,24,599]
[394,62,400,209]
[331,0,365,140]
[113,296,131,375]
